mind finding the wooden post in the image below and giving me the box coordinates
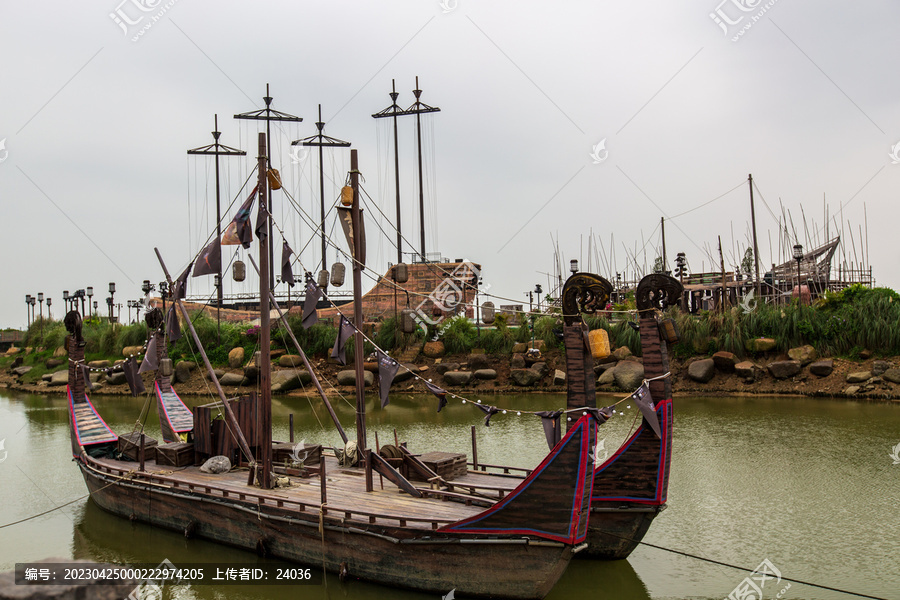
[393,429,399,447]
[365,449,374,492]
[350,149,367,455]
[139,433,145,472]
[289,414,294,444]
[319,455,327,506]
[374,431,383,489]
[718,235,727,311]
[257,132,274,490]
[470,426,478,470]
[749,174,762,302]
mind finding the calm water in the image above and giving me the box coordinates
[1,389,898,600]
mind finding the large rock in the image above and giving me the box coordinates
[553,369,566,385]
[107,371,126,385]
[394,364,416,383]
[687,359,715,383]
[337,369,374,387]
[468,354,490,371]
[787,345,817,366]
[745,338,777,353]
[843,385,860,395]
[530,362,550,378]
[883,368,900,384]
[510,353,526,369]
[4,347,20,355]
[122,345,144,357]
[768,360,801,379]
[243,365,259,382]
[512,342,528,354]
[712,351,737,373]
[611,346,632,361]
[53,345,67,357]
[219,372,245,386]
[228,347,245,369]
[423,341,445,358]
[846,371,871,384]
[175,361,193,383]
[474,369,497,380]
[434,362,461,375]
[12,366,32,376]
[510,369,541,387]
[200,456,232,474]
[279,354,304,368]
[49,370,69,386]
[872,360,891,376]
[614,361,645,390]
[87,359,111,369]
[45,358,64,369]
[206,369,226,381]
[734,361,757,378]
[594,362,616,375]
[809,359,834,377]
[443,371,473,386]
[271,369,312,393]
[597,368,616,386]
[528,340,545,351]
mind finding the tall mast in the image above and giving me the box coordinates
[235,84,302,289]
[257,132,273,490]
[350,149,367,456]
[749,173,761,300]
[292,104,350,272]
[372,79,404,264]
[186,114,246,342]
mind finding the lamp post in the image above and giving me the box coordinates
[793,244,804,309]
[62,290,69,311]
[38,293,44,338]
[93,300,98,318]
[108,282,116,322]
[675,252,686,310]
[76,289,85,315]
[25,295,32,327]
[535,284,543,312]
[46,297,52,320]
[30,296,36,326]
[86,287,93,318]
[159,281,168,314]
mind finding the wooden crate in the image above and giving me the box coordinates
[156,442,194,467]
[417,451,467,481]
[117,432,158,462]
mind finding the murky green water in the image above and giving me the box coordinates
[1,390,898,599]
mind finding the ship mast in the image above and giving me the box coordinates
[349,148,367,457]
[256,131,274,489]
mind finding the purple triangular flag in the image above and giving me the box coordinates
[123,357,145,396]
[377,352,400,409]
[173,262,192,300]
[535,410,563,450]
[255,191,268,240]
[425,380,448,412]
[586,406,612,424]
[301,279,322,329]
[192,237,221,277]
[330,316,355,366]
[475,404,501,427]
[632,382,661,438]
[81,364,93,391]
[281,240,295,288]
[139,336,158,374]
[222,185,257,249]
[166,306,182,342]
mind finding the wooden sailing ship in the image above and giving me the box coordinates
[64,137,598,599]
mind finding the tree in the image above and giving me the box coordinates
[741,247,754,276]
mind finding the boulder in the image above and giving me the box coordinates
[859,349,872,360]
[122,345,144,357]
[87,359,110,369]
[767,360,801,379]
[337,369,374,387]
[474,369,497,380]
[219,372,245,386]
[4,347,19,355]
[808,359,834,377]
[511,353,526,369]
[10,357,23,368]
[510,369,541,387]
[553,369,566,385]
[883,368,900,384]
[106,371,126,385]
[200,456,232,474]
[279,355,304,368]
[49,370,69,386]
[228,347,245,369]
[89,372,102,384]
[846,371,871,384]
[787,345,817,366]
[530,362,550,378]
[53,346,67,357]
[872,360,891,376]
[175,361,193,383]
[687,359,715,383]
[243,365,259,382]
[611,346,632,361]
[512,342,528,354]
[712,351,738,373]
[206,369,226,381]
[45,358,64,369]
[443,371,473,386]
[745,338,776,353]
[597,369,616,386]
[434,362,461,375]
[614,361,645,390]
[12,366,32,376]
[468,354,490,371]
[271,369,312,393]
[423,341,445,358]
[734,361,757,378]
[42,373,53,382]
[527,340,545,351]
[394,365,416,383]
[594,362,617,375]
[843,385,860,395]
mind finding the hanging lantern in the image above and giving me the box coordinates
[331,262,345,287]
[159,358,174,378]
[393,262,409,284]
[340,186,353,206]
[400,308,416,334]
[589,329,611,360]
[658,318,680,344]
[267,168,282,190]
[233,260,246,282]
[317,269,330,289]
[482,301,495,324]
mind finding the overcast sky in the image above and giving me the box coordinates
[2,0,898,329]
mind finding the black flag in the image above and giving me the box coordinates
[173,262,193,300]
[255,192,268,240]
[81,364,93,391]
[301,279,322,329]
[281,240,295,288]
[123,357,145,396]
[222,185,258,249]
[166,306,182,342]
[586,406,613,425]
[377,352,400,409]
[475,404,501,427]
[337,206,366,268]
[192,238,221,277]
[330,316,355,366]
[632,382,661,439]
[425,380,448,412]
[139,336,158,374]
[535,410,563,450]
